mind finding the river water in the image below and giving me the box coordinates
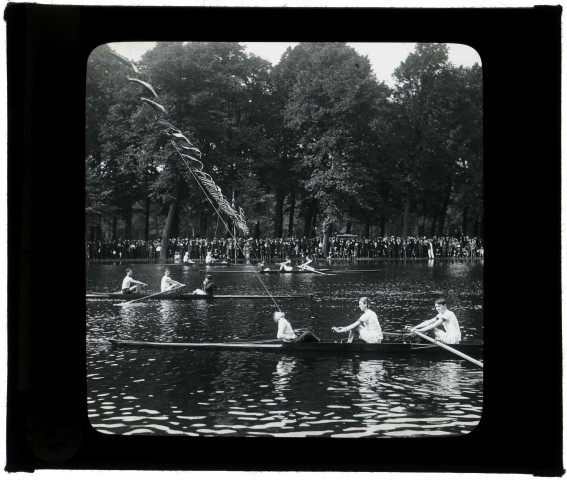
[86,258,484,438]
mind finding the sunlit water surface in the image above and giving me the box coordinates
[87,258,483,438]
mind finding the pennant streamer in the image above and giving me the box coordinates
[114,51,249,235]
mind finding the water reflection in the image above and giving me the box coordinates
[87,260,483,438]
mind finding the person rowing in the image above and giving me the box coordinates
[331,297,383,343]
[160,268,185,292]
[273,311,320,343]
[297,257,314,271]
[407,297,461,344]
[258,261,270,272]
[278,257,293,272]
[121,268,147,294]
[205,251,215,265]
[192,274,217,295]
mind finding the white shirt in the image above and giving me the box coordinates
[277,318,296,342]
[161,275,175,292]
[436,309,461,343]
[358,309,383,341]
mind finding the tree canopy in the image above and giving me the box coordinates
[86,42,483,257]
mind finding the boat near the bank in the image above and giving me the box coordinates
[87,292,313,300]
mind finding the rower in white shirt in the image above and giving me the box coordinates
[409,298,461,344]
[160,268,185,292]
[121,268,147,294]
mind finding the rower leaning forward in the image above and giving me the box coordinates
[192,274,217,295]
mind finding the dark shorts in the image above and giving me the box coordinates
[122,288,134,294]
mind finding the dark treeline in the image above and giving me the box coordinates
[86,42,483,258]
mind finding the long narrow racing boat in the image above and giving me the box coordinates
[87,292,313,300]
[107,337,483,359]
[198,269,332,274]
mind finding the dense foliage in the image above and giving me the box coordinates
[86,42,483,254]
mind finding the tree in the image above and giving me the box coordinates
[277,43,385,253]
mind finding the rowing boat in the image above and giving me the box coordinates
[87,292,312,300]
[108,338,483,358]
[258,269,331,274]
[198,269,332,274]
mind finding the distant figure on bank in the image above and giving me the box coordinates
[160,268,185,292]
[121,268,147,294]
[409,298,461,344]
[183,251,194,264]
[193,274,217,295]
[273,311,320,343]
[278,257,293,272]
[332,297,383,343]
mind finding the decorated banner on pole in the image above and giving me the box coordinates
[110,50,249,236]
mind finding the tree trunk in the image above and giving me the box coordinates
[303,197,317,237]
[321,222,332,258]
[199,208,208,238]
[124,202,133,239]
[430,213,437,237]
[346,221,352,234]
[159,197,179,263]
[112,215,117,241]
[273,187,286,238]
[437,182,451,237]
[401,192,410,241]
[380,216,386,237]
[365,217,371,238]
[144,196,150,241]
[461,206,469,237]
[287,190,295,237]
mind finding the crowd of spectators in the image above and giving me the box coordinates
[86,235,484,262]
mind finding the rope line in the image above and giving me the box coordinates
[173,143,281,311]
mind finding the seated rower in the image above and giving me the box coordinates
[273,312,320,343]
[278,258,293,272]
[297,257,314,271]
[192,274,217,296]
[408,298,461,344]
[121,268,147,294]
[205,251,215,265]
[332,297,383,343]
[160,268,185,292]
[183,252,194,264]
[257,262,270,272]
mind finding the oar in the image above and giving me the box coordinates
[411,330,484,368]
[117,284,186,307]
[299,266,335,276]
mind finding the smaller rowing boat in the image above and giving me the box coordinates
[258,268,331,274]
[87,292,312,300]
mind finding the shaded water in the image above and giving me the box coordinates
[87,258,484,438]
